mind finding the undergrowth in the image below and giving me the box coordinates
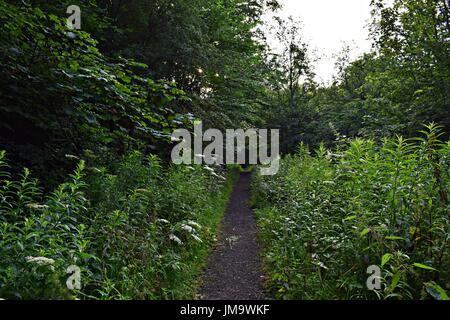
[0,150,234,300]
[252,124,449,300]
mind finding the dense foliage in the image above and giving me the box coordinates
[0,0,277,300]
[251,1,449,300]
[0,149,234,299]
[264,0,449,151]
[253,125,449,299]
[0,1,194,184]
[0,0,448,301]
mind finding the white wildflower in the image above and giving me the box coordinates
[187,220,202,229]
[314,260,328,270]
[311,253,328,270]
[26,256,55,265]
[191,234,203,243]
[181,224,194,233]
[135,188,152,194]
[65,154,80,160]
[25,256,55,268]
[26,203,49,210]
[90,167,102,173]
[169,234,183,245]
[156,219,170,224]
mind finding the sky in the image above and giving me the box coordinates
[264,0,374,84]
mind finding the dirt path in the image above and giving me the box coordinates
[198,173,266,300]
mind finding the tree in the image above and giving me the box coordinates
[270,16,311,109]
[370,0,450,135]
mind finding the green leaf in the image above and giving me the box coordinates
[425,282,449,300]
[121,75,131,83]
[359,228,370,238]
[413,263,437,271]
[390,272,400,291]
[381,253,392,267]
[385,236,404,241]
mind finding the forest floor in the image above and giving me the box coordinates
[197,173,267,300]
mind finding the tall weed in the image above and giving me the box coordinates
[253,125,449,300]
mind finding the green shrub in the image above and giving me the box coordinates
[253,124,449,300]
[0,1,190,184]
[0,150,234,299]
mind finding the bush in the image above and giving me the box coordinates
[0,1,190,184]
[252,124,450,300]
[0,150,234,299]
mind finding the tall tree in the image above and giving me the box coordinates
[370,0,450,134]
[270,16,311,109]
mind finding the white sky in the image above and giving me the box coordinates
[264,0,374,84]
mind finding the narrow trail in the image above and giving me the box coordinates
[198,173,267,300]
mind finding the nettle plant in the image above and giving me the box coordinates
[0,150,230,300]
[253,124,449,300]
[0,151,89,299]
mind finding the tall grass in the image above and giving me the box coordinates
[0,150,234,300]
[252,124,449,300]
